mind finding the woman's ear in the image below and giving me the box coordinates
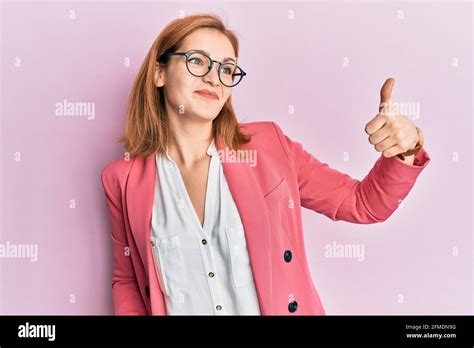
[154,62,165,87]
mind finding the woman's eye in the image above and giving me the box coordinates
[189,58,202,65]
[222,67,232,75]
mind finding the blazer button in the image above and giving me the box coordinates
[288,300,298,313]
[145,285,150,298]
[284,250,292,262]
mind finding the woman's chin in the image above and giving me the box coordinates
[192,111,219,123]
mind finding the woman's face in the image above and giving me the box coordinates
[155,28,237,122]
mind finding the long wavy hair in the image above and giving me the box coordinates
[116,13,252,158]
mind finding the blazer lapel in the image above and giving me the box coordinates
[216,137,273,315]
[125,154,156,274]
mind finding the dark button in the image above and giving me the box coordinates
[288,301,298,313]
[216,305,222,311]
[208,272,215,278]
[284,250,292,262]
[145,285,150,298]
[202,239,207,245]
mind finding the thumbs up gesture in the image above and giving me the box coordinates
[364,78,421,159]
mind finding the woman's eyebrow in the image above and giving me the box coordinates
[190,49,236,63]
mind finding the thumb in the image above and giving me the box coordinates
[379,77,395,114]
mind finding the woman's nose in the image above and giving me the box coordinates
[204,63,220,84]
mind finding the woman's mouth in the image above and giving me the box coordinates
[194,90,219,100]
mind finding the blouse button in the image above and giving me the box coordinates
[208,272,215,278]
[216,305,222,311]
[202,239,207,245]
[150,240,155,247]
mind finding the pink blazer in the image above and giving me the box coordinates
[100,121,431,315]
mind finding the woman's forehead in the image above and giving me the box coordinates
[181,30,237,62]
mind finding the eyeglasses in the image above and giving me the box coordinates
[158,50,247,87]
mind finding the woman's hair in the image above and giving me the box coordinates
[116,13,252,158]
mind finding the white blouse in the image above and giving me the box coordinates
[150,139,261,315]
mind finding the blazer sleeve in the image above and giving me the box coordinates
[272,122,431,223]
[100,168,148,315]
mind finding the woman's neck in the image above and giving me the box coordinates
[166,114,214,168]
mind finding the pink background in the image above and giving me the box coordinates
[1,1,472,314]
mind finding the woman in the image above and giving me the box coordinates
[100,14,430,315]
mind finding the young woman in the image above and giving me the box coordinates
[100,14,430,315]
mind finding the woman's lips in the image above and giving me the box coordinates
[194,91,219,100]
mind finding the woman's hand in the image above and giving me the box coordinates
[364,78,420,160]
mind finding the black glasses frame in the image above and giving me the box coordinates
[158,50,247,87]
